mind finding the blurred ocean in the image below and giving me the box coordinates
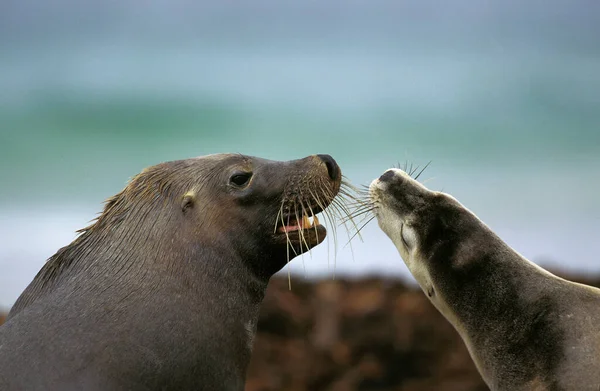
[1,0,599,308]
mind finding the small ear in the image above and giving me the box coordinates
[181,191,196,212]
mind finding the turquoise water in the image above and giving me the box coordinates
[1,0,599,308]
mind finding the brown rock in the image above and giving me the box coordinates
[3,271,597,390]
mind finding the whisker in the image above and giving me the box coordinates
[294,198,308,276]
[413,160,432,181]
[280,208,297,260]
[299,198,313,266]
[339,208,375,223]
[318,185,339,276]
[274,200,283,234]
[305,201,320,252]
[331,198,365,244]
[308,187,332,272]
[344,215,376,246]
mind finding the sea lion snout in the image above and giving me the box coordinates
[378,168,413,184]
[272,154,343,254]
[378,169,397,183]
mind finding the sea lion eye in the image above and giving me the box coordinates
[230,172,252,187]
[400,224,416,249]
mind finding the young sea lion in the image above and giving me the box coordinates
[369,168,600,391]
[0,153,343,391]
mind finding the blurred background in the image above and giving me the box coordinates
[1,0,599,389]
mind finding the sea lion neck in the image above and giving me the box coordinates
[172,236,271,302]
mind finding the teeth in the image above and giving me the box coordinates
[303,214,311,228]
[300,214,321,229]
[290,214,321,231]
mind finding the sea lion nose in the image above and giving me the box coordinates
[379,170,396,182]
[317,154,341,181]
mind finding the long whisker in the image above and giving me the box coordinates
[331,197,364,244]
[413,160,432,181]
[274,199,284,234]
[317,184,339,275]
[308,186,332,272]
[327,193,358,259]
[294,197,308,276]
[298,198,312,278]
[305,201,320,252]
[344,215,376,246]
[339,207,375,223]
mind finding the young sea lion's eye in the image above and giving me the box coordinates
[230,172,253,187]
[400,224,416,249]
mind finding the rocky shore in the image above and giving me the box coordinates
[2,272,598,390]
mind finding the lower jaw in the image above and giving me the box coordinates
[274,225,327,252]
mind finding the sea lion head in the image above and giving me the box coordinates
[116,153,343,278]
[8,153,344,317]
[368,168,484,309]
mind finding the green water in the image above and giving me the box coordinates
[1,0,599,308]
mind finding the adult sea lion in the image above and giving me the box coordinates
[0,153,343,391]
[369,168,600,391]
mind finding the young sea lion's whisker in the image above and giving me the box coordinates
[330,198,363,241]
[344,215,376,246]
[348,206,376,217]
[353,188,371,196]
[413,161,432,181]
[337,189,363,204]
[344,203,376,219]
[346,200,375,211]
[396,160,409,172]
[340,188,361,198]
[348,203,375,213]
[407,164,417,177]
[338,190,362,203]
[324,179,365,251]
[344,207,377,232]
[343,196,371,204]
[330,200,358,259]
[331,197,354,217]
[340,209,374,224]
[339,182,363,198]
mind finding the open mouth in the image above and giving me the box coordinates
[275,206,328,249]
[277,213,320,233]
